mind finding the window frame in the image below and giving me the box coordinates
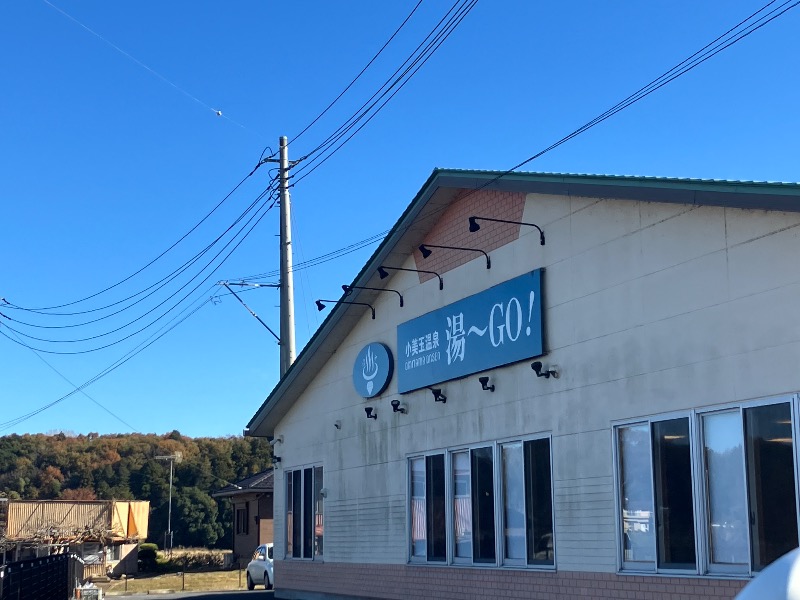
[407,433,555,570]
[407,450,447,564]
[612,394,800,578]
[235,504,249,536]
[497,433,556,570]
[446,443,497,566]
[284,463,324,561]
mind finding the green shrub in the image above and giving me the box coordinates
[138,543,159,572]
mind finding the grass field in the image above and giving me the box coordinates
[106,569,248,594]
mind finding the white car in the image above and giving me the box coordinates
[246,543,274,590]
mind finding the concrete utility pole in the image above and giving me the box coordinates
[155,452,182,557]
[278,136,296,376]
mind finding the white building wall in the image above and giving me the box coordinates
[272,192,800,571]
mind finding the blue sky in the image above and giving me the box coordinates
[1,1,798,437]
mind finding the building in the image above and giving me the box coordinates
[213,469,274,562]
[1,499,149,578]
[246,170,800,599]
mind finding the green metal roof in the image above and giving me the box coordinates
[245,169,800,436]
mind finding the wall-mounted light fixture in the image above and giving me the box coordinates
[365,407,377,420]
[316,299,375,319]
[419,244,491,269]
[342,284,404,307]
[478,376,495,392]
[334,420,342,430]
[468,216,545,246]
[320,488,328,498]
[390,399,407,414]
[273,456,282,463]
[531,361,559,379]
[429,387,447,403]
[377,265,443,290]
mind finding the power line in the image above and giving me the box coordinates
[294,2,478,185]
[5,165,270,314]
[289,0,424,147]
[4,176,280,330]
[355,0,800,241]
[41,0,261,137]
[0,184,281,420]
[291,0,478,182]
[2,326,139,432]
[235,230,388,281]
[0,288,213,431]
[0,188,281,353]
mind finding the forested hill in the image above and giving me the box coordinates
[0,431,273,549]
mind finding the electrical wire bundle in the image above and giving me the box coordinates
[3,0,796,432]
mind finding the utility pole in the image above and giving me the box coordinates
[155,452,182,557]
[278,136,296,375]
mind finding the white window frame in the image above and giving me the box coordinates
[447,443,497,566]
[406,433,555,570]
[497,434,556,570]
[612,394,800,578]
[407,450,447,564]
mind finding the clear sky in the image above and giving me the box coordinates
[1,1,798,438]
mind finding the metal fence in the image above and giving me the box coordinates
[0,553,81,600]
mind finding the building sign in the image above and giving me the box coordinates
[397,269,544,393]
[352,342,394,398]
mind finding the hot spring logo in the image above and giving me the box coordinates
[353,343,393,398]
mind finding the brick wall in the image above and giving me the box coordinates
[275,561,748,600]
[413,189,526,283]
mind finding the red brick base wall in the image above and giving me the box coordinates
[275,561,748,600]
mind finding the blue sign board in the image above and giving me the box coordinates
[397,270,544,393]
[352,342,394,398]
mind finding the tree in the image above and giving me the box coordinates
[0,431,273,548]
[60,488,97,501]
[173,487,224,547]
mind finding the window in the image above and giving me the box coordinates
[409,454,445,562]
[286,466,324,559]
[500,438,554,566]
[524,438,554,565]
[235,505,249,536]
[409,437,554,568]
[450,447,496,564]
[615,399,799,575]
[109,545,121,561]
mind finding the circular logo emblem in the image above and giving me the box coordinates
[352,343,394,398]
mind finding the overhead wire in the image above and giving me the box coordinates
[235,230,388,281]
[293,0,477,178]
[292,1,479,185]
[334,0,799,240]
[5,164,269,314]
[7,0,793,428]
[481,0,800,188]
[0,186,281,353]
[3,326,139,432]
[288,0,424,147]
[0,179,282,425]
[0,287,213,431]
[41,0,261,137]
[3,175,280,327]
